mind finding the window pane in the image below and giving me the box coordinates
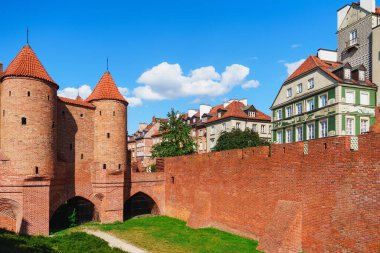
[346,91,355,103]
[360,93,369,105]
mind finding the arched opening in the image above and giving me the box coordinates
[124,192,159,220]
[0,199,22,233]
[50,196,98,233]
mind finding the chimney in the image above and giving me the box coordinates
[0,62,3,76]
[187,109,198,118]
[360,0,376,13]
[317,49,338,62]
[199,104,212,117]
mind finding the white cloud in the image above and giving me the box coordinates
[58,84,142,107]
[242,80,260,89]
[134,62,259,101]
[284,59,305,76]
[125,97,142,107]
[291,44,302,49]
[58,84,92,99]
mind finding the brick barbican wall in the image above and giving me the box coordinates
[0,80,128,235]
[164,132,380,253]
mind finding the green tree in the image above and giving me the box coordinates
[68,208,77,228]
[212,128,269,152]
[152,109,195,158]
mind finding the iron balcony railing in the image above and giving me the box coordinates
[346,37,359,48]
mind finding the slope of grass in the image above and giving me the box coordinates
[0,229,124,253]
[90,216,262,253]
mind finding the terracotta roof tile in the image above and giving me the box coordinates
[284,55,374,86]
[58,96,95,109]
[376,7,380,14]
[86,71,127,103]
[208,101,271,123]
[286,55,341,83]
[2,45,56,86]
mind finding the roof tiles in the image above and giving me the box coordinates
[86,71,127,103]
[58,96,95,108]
[2,45,56,86]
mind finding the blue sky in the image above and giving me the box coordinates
[0,0,348,133]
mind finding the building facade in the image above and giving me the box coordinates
[128,117,166,170]
[337,0,380,103]
[271,0,379,143]
[201,99,272,152]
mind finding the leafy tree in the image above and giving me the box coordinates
[152,109,195,158]
[212,128,269,152]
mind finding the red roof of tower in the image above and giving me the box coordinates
[2,45,56,86]
[86,71,127,103]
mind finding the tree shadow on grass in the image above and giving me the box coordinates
[0,229,55,253]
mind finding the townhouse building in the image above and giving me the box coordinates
[128,117,166,169]
[271,0,379,143]
[197,99,272,152]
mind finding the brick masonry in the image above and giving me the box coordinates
[0,71,378,252]
[164,119,380,253]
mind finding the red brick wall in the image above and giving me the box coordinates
[164,134,380,253]
[0,214,16,232]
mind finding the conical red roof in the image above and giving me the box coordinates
[2,45,56,85]
[86,71,127,103]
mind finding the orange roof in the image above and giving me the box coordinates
[208,101,271,123]
[285,55,375,86]
[2,45,57,86]
[58,96,95,109]
[376,7,380,14]
[286,55,342,83]
[86,71,127,103]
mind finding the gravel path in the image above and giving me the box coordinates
[85,229,148,253]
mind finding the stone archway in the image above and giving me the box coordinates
[0,198,22,233]
[50,196,98,232]
[124,192,160,220]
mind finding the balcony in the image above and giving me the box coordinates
[345,38,359,51]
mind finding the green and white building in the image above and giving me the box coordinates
[271,0,380,143]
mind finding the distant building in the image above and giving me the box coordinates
[128,117,166,170]
[202,99,272,152]
[271,0,380,143]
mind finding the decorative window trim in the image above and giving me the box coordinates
[345,90,355,104]
[345,116,355,136]
[319,119,328,138]
[319,93,328,108]
[360,91,370,106]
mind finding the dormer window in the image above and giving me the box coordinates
[248,111,255,117]
[193,118,196,123]
[344,68,351,80]
[359,70,365,81]
[217,112,222,118]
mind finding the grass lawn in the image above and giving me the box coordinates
[86,216,263,253]
[0,229,125,253]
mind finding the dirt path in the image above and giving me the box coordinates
[85,229,148,253]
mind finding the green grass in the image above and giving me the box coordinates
[87,216,263,253]
[0,229,124,253]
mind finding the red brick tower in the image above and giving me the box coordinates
[0,44,57,235]
[86,71,128,222]
[0,44,57,177]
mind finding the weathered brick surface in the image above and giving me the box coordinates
[164,134,380,253]
[0,75,128,235]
